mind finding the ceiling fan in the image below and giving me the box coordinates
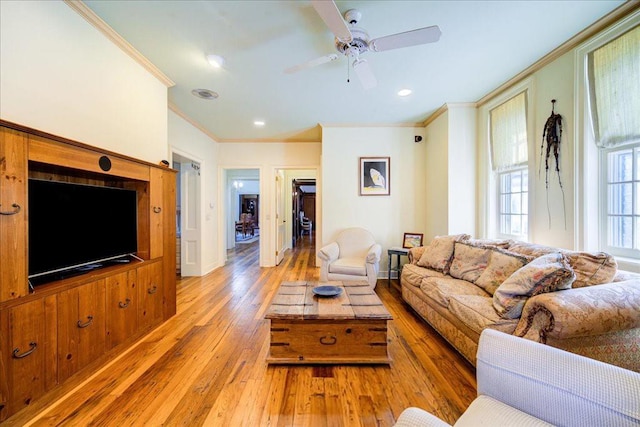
[285,0,442,90]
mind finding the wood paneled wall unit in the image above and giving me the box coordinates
[0,121,177,422]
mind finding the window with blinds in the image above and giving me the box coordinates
[490,91,529,238]
[589,26,640,257]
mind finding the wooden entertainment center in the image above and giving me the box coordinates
[0,121,177,421]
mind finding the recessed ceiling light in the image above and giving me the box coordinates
[398,89,412,97]
[254,120,265,126]
[191,89,219,100]
[206,54,225,68]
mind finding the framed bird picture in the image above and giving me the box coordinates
[359,156,390,196]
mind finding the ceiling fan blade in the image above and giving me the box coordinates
[369,25,442,52]
[311,0,352,42]
[352,59,377,90]
[284,53,339,74]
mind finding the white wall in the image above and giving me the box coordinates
[0,1,168,163]
[424,113,450,240]
[218,142,321,266]
[448,105,478,235]
[321,126,427,274]
[168,111,219,275]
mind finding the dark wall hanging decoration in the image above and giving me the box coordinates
[539,99,566,229]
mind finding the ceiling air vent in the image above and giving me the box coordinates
[191,89,219,100]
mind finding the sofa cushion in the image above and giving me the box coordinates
[455,395,553,427]
[564,251,617,288]
[506,241,559,258]
[417,234,469,273]
[508,242,617,288]
[493,253,576,319]
[448,295,519,335]
[402,263,445,288]
[475,249,533,295]
[449,242,491,283]
[420,276,490,308]
[467,238,512,249]
[328,257,366,275]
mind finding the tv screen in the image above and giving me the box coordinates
[28,179,138,282]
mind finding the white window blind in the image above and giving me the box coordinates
[490,92,528,172]
[588,26,640,148]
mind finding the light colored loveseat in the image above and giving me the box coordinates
[394,329,640,427]
[401,234,640,371]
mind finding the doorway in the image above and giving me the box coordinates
[292,179,316,247]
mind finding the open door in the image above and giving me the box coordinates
[275,173,286,265]
[177,155,201,276]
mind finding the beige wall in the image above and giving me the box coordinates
[0,1,168,164]
[321,126,427,274]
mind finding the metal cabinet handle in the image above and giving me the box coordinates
[77,315,94,328]
[319,335,337,345]
[0,203,21,216]
[153,206,162,213]
[148,285,158,294]
[119,298,131,309]
[12,342,37,359]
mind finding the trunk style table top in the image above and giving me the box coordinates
[265,281,392,321]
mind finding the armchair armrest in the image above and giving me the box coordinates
[515,280,640,342]
[366,244,382,264]
[318,242,339,262]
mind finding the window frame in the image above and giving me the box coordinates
[482,81,533,241]
[575,11,640,266]
[496,166,529,239]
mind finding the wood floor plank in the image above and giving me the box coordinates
[8,234,476,426]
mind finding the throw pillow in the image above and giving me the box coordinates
[475,249,533,295]
[493,252,576,319]
[564,251,617,288]
[417,234,469,273]
[448,242,491,283]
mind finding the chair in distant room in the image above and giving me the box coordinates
[300,211,312,236]
[318,227,381,288]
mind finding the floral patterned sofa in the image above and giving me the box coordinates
[401,234,640,371]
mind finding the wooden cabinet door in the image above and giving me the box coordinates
[137,262,163,330]
[57,280,106,382]
[0,297,57,421]
[0,128,28,302]
[149,167,164,259]
[105,271,137,350]
[162,169,177,319]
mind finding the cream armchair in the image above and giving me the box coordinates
[318,227,381,288]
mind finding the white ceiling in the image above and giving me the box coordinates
[83,0,624,142]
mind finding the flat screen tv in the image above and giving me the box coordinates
[28,179,138,284]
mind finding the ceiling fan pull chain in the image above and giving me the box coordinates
[347,58,350,83]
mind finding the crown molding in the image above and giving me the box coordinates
[317,122,423,128]
[476,1,639,107]
[168,102,220,142]
[64,0,175,88]
[422,104,448,127]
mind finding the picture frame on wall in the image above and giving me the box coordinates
[359,156,390,196]
[403,232,424,249]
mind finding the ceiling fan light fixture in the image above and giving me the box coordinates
[398,89,412,97]
[191,88,219,100]
[206,54,225,68]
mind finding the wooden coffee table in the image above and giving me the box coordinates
[265,281,392,364]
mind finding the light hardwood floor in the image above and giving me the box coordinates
[8,235,476,426]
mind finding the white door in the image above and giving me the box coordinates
[275,173,286,265]
[180,159,201,276]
